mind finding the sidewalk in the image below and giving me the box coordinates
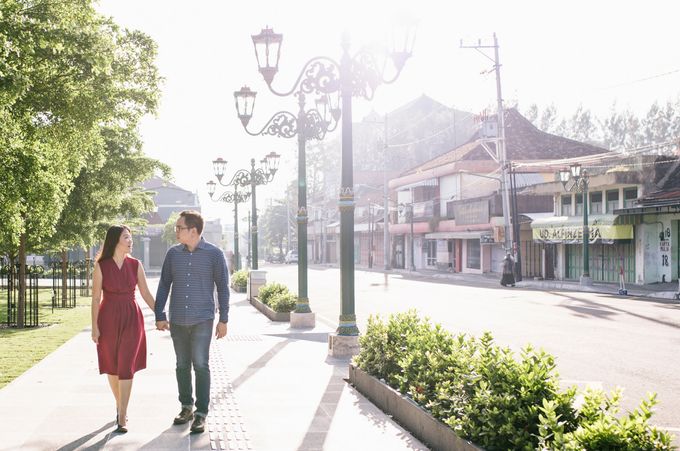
[353,264,680,302]
[0,289,427,451]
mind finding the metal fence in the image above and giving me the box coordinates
[50,261,80,309]
[1,263,43,328]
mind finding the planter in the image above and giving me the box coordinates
[231,285,246,293]
[348,364,483,451]
[250,296,290,322]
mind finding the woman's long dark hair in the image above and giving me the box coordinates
[97,225,131,262]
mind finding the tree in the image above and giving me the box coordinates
[0,0,164,324]
[162,212,181,246]
[260,203,290,257]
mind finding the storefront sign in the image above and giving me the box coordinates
[532,224,633,244]
[453,199,489,225]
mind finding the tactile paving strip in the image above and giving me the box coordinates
[208,342,253,450]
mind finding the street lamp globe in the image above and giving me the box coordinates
[234,86,257,127]
[212,157,227,181]
[251,27,283,85]
[389,21,417,71]
[265,151,281,175]
[559,168,570,187]
[570,163,582,179]
[206,180,216,197]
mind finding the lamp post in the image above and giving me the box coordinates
[210,153,280,270]
[234,78,338,318]
[206,181,251,272]
[248,26,414,339]
[398,203,416,271]
[559,163,592,286]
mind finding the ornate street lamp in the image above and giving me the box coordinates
[248,26,414,338]
[233,83,339,318]
[209,153,280,270]
[206,180,251,272]
[559,163,592,285]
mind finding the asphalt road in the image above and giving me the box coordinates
[259,262,680,433]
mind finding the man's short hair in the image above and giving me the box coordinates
[180,210,204,235]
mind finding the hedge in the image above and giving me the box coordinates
[353,311,673,451]
[257,282,296,313]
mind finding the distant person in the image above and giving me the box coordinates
[91,225,156,433]
[154,210,230,434]
[500,253,516,287]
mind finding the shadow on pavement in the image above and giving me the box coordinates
[230,340,289,390]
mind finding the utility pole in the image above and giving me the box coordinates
[383,113,390,271]
[461,33,513,253]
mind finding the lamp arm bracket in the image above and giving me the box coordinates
[216,192,236,203]
[303,109,337,140]
[267,56,341,98]
[247,110,298,138]
[225,169,252,187]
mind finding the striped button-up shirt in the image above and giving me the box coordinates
[154,238,230,325]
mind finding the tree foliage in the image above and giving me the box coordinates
[259,203,291,255]
[0,0,165,325]
[523,98,680,152]
[0,0,166,253]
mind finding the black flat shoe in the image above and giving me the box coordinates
[114,424,128,433]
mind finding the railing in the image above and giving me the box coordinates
[1,263,43,327]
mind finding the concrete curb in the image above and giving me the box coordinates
[250,296,291,321]
[349,365,483,451]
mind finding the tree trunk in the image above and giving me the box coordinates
[61,249,68,308]
[17,233,27,328]
[85,247,91,296]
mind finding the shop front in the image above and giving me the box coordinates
[531,215,635,283]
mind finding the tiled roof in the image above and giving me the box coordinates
[640,155,680,205]
[401,108,607,176]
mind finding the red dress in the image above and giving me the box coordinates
[96,256,147,379]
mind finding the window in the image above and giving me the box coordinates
[606,190,619,212]
[561,195,571,216]
[425,240,437,266]
[590,192,602,214]
[624,187,638,208]
[466,239,480,269]
[575,193,583,216]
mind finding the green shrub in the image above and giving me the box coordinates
[538,390,674,450]
[231,270,248,289]
[257,282,289,306]
[354,311,674,451]
[354,310,423,386]
[269,292,297,313]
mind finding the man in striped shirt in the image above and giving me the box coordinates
[155,210,230,433]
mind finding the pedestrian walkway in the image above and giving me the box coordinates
[354,265,680,302]
[0,289,427,451]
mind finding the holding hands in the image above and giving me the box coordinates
[156,320,170,331]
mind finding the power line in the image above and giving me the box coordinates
[387,112,477,149]
[601,68,680,90]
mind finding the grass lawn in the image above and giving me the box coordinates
[0,287,91,389]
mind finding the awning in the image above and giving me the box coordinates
[396,178,439,191]
[425,231,491,240]
[530,214,633,244]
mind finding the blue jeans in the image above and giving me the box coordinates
[170,319,213,416]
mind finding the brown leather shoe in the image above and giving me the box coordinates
[190,415,206,433]
[173,407,194,425]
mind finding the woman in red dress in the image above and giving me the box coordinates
[91,225,156,433]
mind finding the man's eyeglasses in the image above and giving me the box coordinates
[175,226,191,232]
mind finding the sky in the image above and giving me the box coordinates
[96,0,680,224]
